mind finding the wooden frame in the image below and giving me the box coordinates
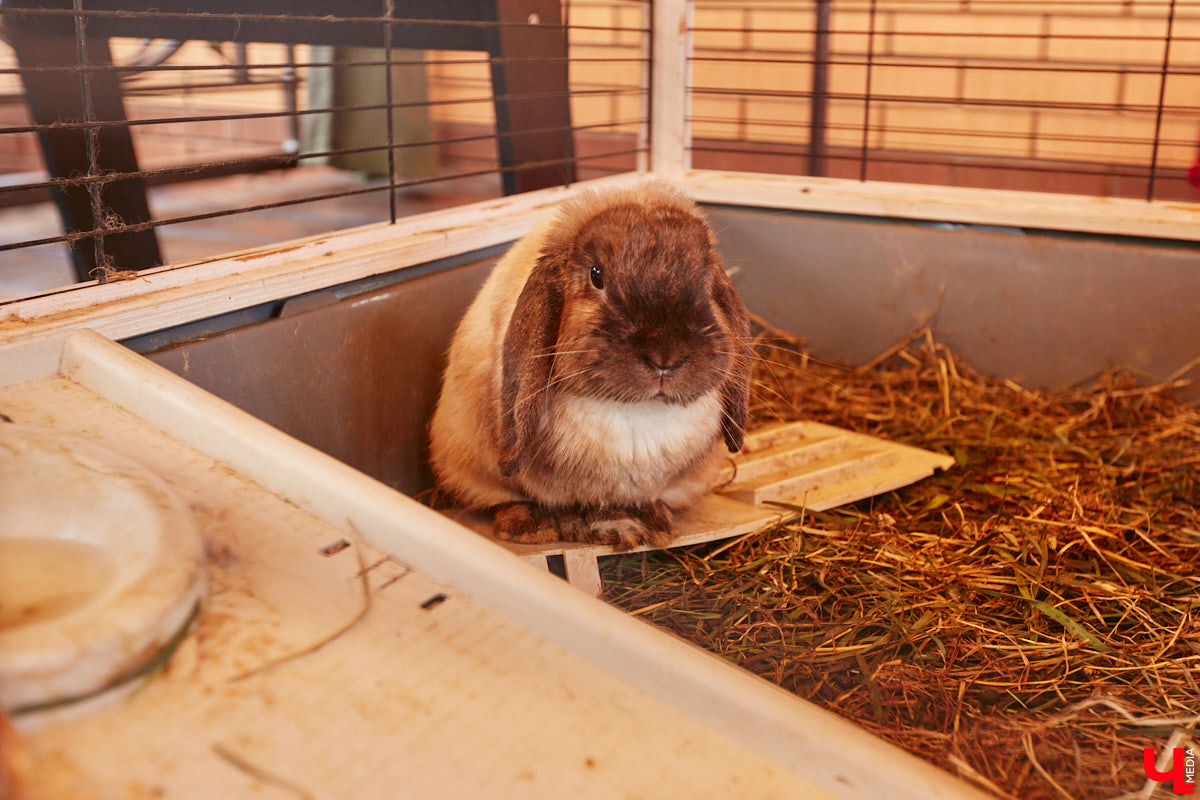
[0,173,645,344]
[685,171,1200,243]
[650,0,690,178]
[4,168,1200,347]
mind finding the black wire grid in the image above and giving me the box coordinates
[0,1,650,281]
[690,0,1199,201]
[0,1,1196,289]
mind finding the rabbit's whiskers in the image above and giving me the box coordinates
[524,347,600,360]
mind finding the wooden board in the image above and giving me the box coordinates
[726,421,955,511]
[685,170,1200,243]
[456,421,954,596]
[0,376,835,800]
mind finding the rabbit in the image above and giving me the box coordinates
[428,181,752,550]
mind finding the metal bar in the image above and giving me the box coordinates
[383,0,397,224]
[0,117,647,199]
[0,148,646,255]
[690,143,1188,182]
[808,0,831,177]
[859,0,878,183]
[690,86,1188,116]
[72,0,106,280]
[0,86,645,138]
[283,45,301,155]
[687,115,1195,150]
[1146,0,1178,201]
[689,1,1188,17]
[691,28,1197,43]
[0,3,645,53]
[0,55,651,79]
[0,4,650,35]
[688,56,1200,77]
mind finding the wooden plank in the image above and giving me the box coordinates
[741,420,811,453]
[726,421,954,511]
[634,4,652,173]
[522,552,550,570]
[731,428,849,482]
[683,170,1200,243]
[796,447,953,513]
[725,447,898,506]
[562,549,604,597]
[10,165,1194,353]
[651,0,691,177]
[0,367,848,800]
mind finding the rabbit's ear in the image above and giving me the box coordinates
[711,259,752,453]
[499,253,565,476]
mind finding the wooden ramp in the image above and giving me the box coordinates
[455,421,954,595]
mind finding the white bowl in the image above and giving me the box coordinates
[0,424,205,715]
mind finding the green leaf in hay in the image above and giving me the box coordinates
[675,610,726,620]
[984,583,1116,655]
[1025,597,1116,654]
[923,492,952,512]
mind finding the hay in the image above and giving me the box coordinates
[602,328,1200,800]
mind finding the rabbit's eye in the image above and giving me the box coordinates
[589,264,604,290]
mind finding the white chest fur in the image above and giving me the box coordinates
[532,390,724,505]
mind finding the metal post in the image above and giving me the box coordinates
[859,0,877,182]
[809,0,831,178]
[1147,0,1177,202]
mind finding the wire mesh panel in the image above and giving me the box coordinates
[426,1,649,182]
[689,0,1200,203]
[0,1,648,300]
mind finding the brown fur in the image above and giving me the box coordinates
[428,181,753,550]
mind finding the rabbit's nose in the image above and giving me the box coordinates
[642,349,689,375]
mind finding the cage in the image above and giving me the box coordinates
[1,2,1198,799]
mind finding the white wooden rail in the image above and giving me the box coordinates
[4,168,1198,348]
[650,0,691,178]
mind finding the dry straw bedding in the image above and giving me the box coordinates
[602,328,1200,800]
